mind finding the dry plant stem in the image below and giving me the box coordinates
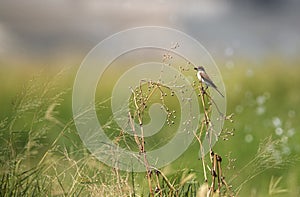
[197,82,229,196]
[130,88,153,197]
[128,112,143,152]
[37,118,74,168]
[216,155,222,190]
[217,155,230,192]
[129,81,172,196]
[197,106,209,183]
[154,171,162,197]
[155,169,177,193]
[210,152,217,193]
[209,152,231,196]
[113,167,123,195]
[198,84,213,153]
[198,83,214,160]
[198,84,210,131]
[135,81,167,113]
[197,83,213,194]
[193,123,208,183]
[38,103,108,172]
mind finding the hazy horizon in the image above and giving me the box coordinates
[1,0,299,67]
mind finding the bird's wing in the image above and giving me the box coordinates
[200,72,217,88]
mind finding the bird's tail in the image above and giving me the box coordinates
[215,88,224,98]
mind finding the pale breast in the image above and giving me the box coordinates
[197,72,204,83]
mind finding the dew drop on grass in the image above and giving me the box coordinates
[275,127,283,136]
[256,106,265,115]
[245,134,253,143]
[256,95,266,105]
[272,117,282,128]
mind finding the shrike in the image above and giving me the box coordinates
[194,66,224,98]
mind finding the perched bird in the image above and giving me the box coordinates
[194,66,224,98]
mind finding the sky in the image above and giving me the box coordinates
[0,0,299,66]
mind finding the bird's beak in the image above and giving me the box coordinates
[194,67,197,71]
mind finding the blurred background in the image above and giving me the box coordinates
[0,0,299,196]
[0,0,300,66]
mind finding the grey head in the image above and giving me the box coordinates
[194,66,205,72]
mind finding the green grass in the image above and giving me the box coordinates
[0,60,299,196]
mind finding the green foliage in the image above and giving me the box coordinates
[0,62,299,196]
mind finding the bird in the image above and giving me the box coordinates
[194,66,224,98]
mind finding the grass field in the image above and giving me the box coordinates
[0,59,299,196]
